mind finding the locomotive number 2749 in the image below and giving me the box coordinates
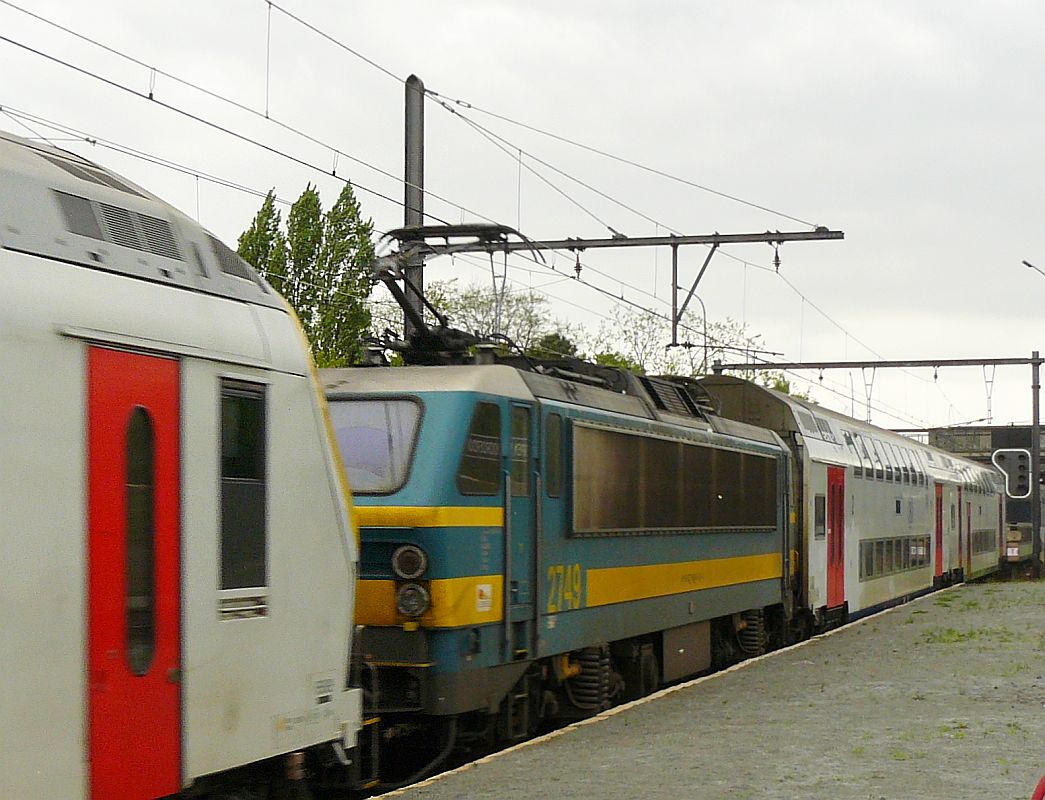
[546,563,583,613]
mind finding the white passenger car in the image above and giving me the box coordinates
[701,377,1003,627]
[0,130,360,799]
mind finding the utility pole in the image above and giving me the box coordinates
[1033,351,1042,576]
[403,74,425,339]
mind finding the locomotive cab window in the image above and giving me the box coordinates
[220,380,267,591]
[328,397,422,494]
[457,402,502,495]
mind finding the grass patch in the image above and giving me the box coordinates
[889,748,927,761]
[922,626,1022,645]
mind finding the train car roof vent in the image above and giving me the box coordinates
[54,191,183,262]
[639,375,700,417]
[98,202,143,250]
[207,233,270,293]
[137,212,181,260]
[38,152,145,197]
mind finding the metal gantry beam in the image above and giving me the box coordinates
[399,227,843,255]
[389,225,843,347]
[712,357,1040,371]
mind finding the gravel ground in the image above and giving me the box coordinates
[382,580,1045,800]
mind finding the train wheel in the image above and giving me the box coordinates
[638,648,659,697]
[623,644,659,701]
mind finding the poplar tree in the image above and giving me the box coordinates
[237,183,375,366]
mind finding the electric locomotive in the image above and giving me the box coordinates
[0,130,363,799]
[323,356,796,783]
[327,224,1005,785]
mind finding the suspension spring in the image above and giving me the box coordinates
[569,645,611,710]
[737,609,767,656]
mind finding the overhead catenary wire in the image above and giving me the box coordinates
[252,0,821,232]
[0,3,885,393]
[425,89,818,230]
[0,32,428,216]
[0,1,486,225]
[0,7,967,426]
[1,105,295,207]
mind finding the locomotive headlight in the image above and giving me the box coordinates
[392,544,428,579]
[396,582,431,617]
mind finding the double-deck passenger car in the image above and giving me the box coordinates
[0,129,362,799]
[701,376,1003,627]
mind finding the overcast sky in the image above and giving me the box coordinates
[3,0,1044,429]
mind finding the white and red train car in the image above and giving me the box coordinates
[0,130,361,799]
[701,376,1003,628]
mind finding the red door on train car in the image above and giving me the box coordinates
[934,484,944,578]
[966,501,973,573]
[957,487,964,573]
[87,347,181,800]
[827,467,845,608]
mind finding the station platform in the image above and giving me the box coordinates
[382,580,1045,800]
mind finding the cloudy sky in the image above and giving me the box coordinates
[3,0,1043,428]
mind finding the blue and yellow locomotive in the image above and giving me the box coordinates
[323,358,796,782]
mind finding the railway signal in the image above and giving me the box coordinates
[992,448,1032,499]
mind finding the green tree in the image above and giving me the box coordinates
[526,331,579,360]
[236,190,287,290]
[238,183,375,366]
[594,351,645,373]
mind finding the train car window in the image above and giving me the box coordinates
[844,435,863,478]
[860,541,872,579]
[950,504,956,529]
[888,443,904,483]
[572,424,777,535]
[457,402,502,496]
[881,443,895,482]
[814,494,826,538]
[329,398,421,494]
[220,380,267,590]
[853,433,873,477]
[126,406,155,677]
[869,439,885,480]
[895,499,902,515]
[874,540,885,575]
[545,413,563,498]
[898,447,912,484]
[511,407,530,497]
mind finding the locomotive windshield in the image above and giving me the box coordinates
[328,399,421,493]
